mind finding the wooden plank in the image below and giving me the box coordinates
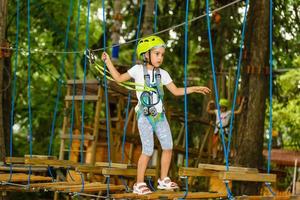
[24,158,127,170]
[65,95,99,101]
[25,158,78,168]
[60,134,94,141]
[102,168,156,177]
[112,191,227,199]
[0,165,47,172]
[76,162,129,174]
[197,163,259,173]
[219,171,276,182]
[236,195,298,200]
[75,165,103,173]
[5,157,25,164]
[178,167,219,177]
[50,182,125,192]
[28,181,82,188]
[24,155,57,160]
[95,162,127,169]
[0,173,52,182]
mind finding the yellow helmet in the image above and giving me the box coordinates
[219,98,229,107]
[137,35,166,57]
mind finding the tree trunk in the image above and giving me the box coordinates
[142,0,154,36]
[0,0,8,163]
[233,0,270,195]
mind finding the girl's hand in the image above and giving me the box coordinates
[101,52,111,63]
[193,86,211,95]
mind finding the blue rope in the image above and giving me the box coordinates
[119,2,144,193]
[182,0,190,198]
[121,95,131,162]
[154,0,158,33]
[205,0,233,197]
[133,0,144,64]
[8,0,20,183]
[120,0,143,164]
[266,0,276,196]
[205,0,229,169]
[267,0,273,175]
[27,0,33,187]
[65,0,82,182]
[48,0,74,156]
[226,0,249,160]
[68,0,82,161]
[101,0,112,197]
[79,0,91,193]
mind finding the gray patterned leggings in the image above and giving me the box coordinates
[137,114,173,156]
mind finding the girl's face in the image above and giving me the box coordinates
[220,106,227,112]
[146,47,165,67]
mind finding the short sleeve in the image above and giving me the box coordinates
[161,69,173,85]
[127,65,139,79]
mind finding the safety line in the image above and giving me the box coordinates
[1,0,243,55]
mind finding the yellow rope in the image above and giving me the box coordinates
[93,63,155,92]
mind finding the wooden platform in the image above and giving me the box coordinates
[112,191,227,199]
[102,168,156,177]
[0,173,52,182]
[0,165,48,172]
[236,195,300,200]
[0,182,125,193]
[179,164,276,183]
[49,182,125,192]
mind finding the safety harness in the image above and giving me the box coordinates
[138,64,165,129]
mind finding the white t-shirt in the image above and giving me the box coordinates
[127,64,173,113]
[214,110,232,133]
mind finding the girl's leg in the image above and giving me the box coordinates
[155,117,173,179]
[137,154,151,183]
[212,134,219,160]
[160,149,172,179]
[136,115,154,183]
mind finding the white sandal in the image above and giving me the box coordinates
[133,182,152,195]
[157,177,179,190]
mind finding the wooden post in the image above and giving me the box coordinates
[90,86,103,165]
[59,85,71,160]
[292,159,298,195]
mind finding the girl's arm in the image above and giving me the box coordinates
[234,97,246,114]
[101,52,131,83]
[165,82,211,96]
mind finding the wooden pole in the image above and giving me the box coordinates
[292,159,298,195]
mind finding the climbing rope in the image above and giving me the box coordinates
[78,0,92,193]
[226,0,249,160]
[119,0,144,193]
[181,0,190,199]
[154,0,158,33]
[206,0,248,199]
[8,0,20,183]
[48,0,74,158]
[101,0,113,197]
[266,0,276,195]
[27,0,33,188]
[1,0,243,55]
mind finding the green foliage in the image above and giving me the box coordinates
[271,66,300,149]
[5,0,300,158]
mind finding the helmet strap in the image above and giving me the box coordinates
[142,50,155,68]
[148,50,153,66]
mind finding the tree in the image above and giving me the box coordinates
[233,0,271,195]
[0,0,8,163]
